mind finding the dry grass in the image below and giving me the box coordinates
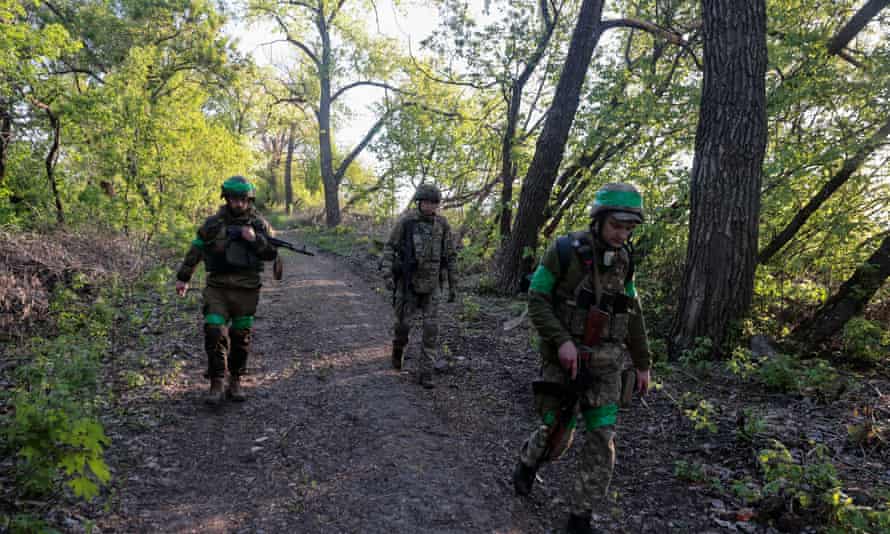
[0,228,149,340]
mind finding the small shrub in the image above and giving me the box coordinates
[841,317,888,365]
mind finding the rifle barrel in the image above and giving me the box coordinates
[268,236,315,256]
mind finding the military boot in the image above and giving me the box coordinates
[418,371,435,389]
[565,512,595,534]
[204,377,225,405]
[512,460,538,496]
[391,345,404,370]
[226,374,246,402]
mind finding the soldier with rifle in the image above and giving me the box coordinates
[512,183,653,534]
[381,184,457,389]
[175,175,300,405]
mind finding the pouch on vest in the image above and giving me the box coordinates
[225,226,260,269]
[410,225,439,294]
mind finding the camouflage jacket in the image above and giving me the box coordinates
[527,230,652,370]
[382,209,457,295]
[176,205,277,289]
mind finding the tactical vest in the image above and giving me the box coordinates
[203,216,264,274]
[408,216,447,294]
[552,233,632,343]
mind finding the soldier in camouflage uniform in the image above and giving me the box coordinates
[175,176,278,405]
[512,183,653,534]
[381,184,457,389]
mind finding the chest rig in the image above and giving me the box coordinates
[203,212,263,273]
[407,216,446,294]
[552,234,634,344]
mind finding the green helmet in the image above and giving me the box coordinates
[221,175,256,199]
[589,183,644,223]
[414,183,442,203]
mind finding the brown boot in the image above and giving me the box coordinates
[391,346,404,370]
[226,374,247,402]
[204,377,225,405]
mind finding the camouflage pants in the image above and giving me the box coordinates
[392,289,438,375]
[519,343,624,515]
[202,286,260,378]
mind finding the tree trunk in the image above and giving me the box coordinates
[759,117,890,264]
[0,101,10,185]
[316,10,340,228]
[497,2,558,240]
[46,110,64,224]
[284,123,296,215]
[669,0,768,356]
[497,84,520,239]
[793,233,890,345]
[494,0,605,294]
[827,0,890,56]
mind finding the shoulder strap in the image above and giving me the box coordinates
[401,219,416,255]
[556,235,572,280]
[622,241,635,285]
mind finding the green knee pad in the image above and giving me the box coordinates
[231,315,254,329]
[583,404,617,431]
[542,410,577,429]
[204,313,226,326]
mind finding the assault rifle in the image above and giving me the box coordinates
[226,226,314,256]
[392,220,417,307]
[268,236,314,256]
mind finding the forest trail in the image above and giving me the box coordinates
[96,238,544,533]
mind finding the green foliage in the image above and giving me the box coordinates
[736,407,767,444]
[841,316,888,364]
[679,337,714,374]
[300,225,358,255]
[752,438,887,529]
[8,397,110,499]
[683,399,718,434]
[726,347,758,380]
[459,295,482,322]
[3,290,112,501]
[1,513,60,534]
[674,460,725,492]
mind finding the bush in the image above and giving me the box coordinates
[841,316,888,365]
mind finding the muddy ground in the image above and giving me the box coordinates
[58,231,887,534]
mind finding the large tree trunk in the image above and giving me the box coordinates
[494,0,605,294]
[759,117,890,264]
[669,0,767,356]
[316,10,340,228]
[793,233,890,345]
[284,123,296,215]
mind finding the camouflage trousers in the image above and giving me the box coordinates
[392,289,439,375]
[519,343,624,515]
[202,286,260,379]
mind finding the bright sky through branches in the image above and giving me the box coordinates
[227,0,462,167]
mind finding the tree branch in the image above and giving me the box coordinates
[759,116,890,263]
[266,11,321,67]
[827,0,890,56]
[601,17,687,46]
[330,80,412,104]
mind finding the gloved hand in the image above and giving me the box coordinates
[384,277,394,292]
[448,289,457,303]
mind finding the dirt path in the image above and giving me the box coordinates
[96,244,543,533]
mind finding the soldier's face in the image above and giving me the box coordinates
[419,200,439,216]
[600,216,637,248]
[227,196,249,215]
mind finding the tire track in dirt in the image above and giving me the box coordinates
[98,241,536,533]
